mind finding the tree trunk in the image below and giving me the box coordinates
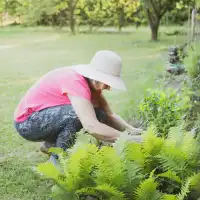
[150,22,159,41]
[69,10,76,34]
[68,0,76,35]
[118,25,122,32]
[145,6,161,41]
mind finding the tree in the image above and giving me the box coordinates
[109,0,141,31]
[142,0,193,41]
[67,0,79,34]
[23,0,80,34]
[4,0,27,23]
[78,0,109,32]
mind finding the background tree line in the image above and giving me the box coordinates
[0,0,199,40]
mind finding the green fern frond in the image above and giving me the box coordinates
[176,178,191,200]
[135,176,162,200]
[190,172,200,192]
[76,184,125,200]
[142,125,158,139]
[65,143,98,191]
[76,187,99,199]
[167,127,197,158]
[161,194,177,200]
[48,147,67,155]
[125,143,145,167]
[167,127,184,144]
[95,184,125,199]
[157,170,182,184]
[142,126,164,157]
[123,161,144,197]
[51,185,78,200]
[94,146,126,189]
[36,162,66,187]
[141,126,165,172]
[157,145,187,176]
[75,129,98,146]
[149,169,156,178]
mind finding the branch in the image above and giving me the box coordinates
[146,7,157,26]
[149,0,159,17]
[159,6,168,18]
[73,0,79,10]
[158,0,162,12]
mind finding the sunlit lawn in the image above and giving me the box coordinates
[0,26,186,200]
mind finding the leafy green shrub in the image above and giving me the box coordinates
[180,44,200,134]
[184,44,200,79]
[35,126,200,200]
[138,89,190,137]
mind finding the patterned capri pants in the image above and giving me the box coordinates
[14,105,108,152]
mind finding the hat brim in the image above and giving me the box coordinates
[69,64,127,91]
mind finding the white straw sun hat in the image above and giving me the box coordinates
[70,50,127,91]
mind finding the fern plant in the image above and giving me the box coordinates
[35,127,200,200]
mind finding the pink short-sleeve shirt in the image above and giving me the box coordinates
[14,68,91,122]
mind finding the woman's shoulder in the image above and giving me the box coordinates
[44,66,85,81]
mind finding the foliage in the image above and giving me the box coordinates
[4,0,25,18]
[142,0,193,40]
[138,88,190,137]
[77,0,109,32]
[184,44,200,79]
[1,0,195,35]
[36,126,200,200]
[181,44,200,134]
[107,0,141,31]
[23,0,56,26]
[0,0,5,13]
[0,0,145,32]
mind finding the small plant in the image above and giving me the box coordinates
[35,126,200,200]
[138,88,190,137]
[184,44,200,79]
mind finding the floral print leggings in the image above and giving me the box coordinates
[14,105,108,151]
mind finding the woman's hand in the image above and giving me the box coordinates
[128,127,143,135]
[123,134,143,143]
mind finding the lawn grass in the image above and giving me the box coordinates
[0,26,187,200]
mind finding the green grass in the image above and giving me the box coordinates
[0,26,187,200]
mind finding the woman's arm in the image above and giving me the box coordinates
[68,94,124,142]
[99,94,143,135]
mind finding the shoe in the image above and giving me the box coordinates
[49,155,60,168]
[40,142,55,155]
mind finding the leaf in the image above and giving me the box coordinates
[142,125,164,157]
[65,143,98,191]
[189,172,200,192]
[135,177,162,200]
[76,187,99,198]
[95,184,125,199]
[94,146,126,189]
[161,194,177,200]
[125,143,145,166]
[123,161,144,197]
[36,162,66,187]
[157,144,188,176]
[157,170,182,184]
[36,162,61,179]
[48,147,67,155]
[176,178,191,200]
